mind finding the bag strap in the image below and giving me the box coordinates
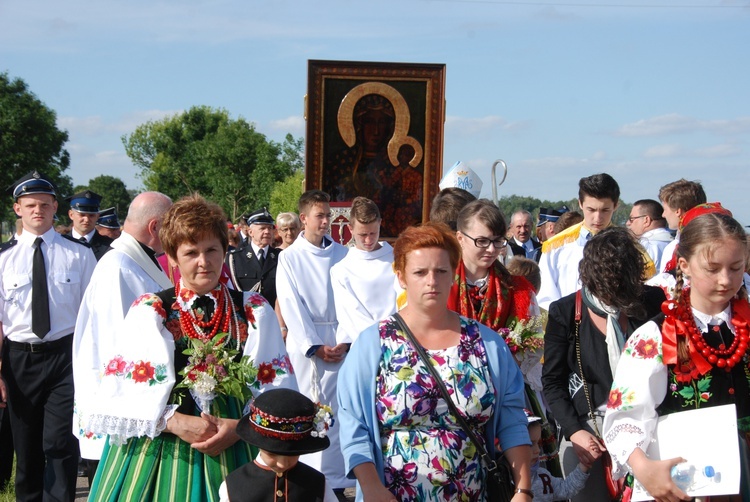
[574,290,602,438]
[392,313,503,475]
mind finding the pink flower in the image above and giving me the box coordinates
[105,356,127,375]
[248,294,268,308]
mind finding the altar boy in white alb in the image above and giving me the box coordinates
[331,197,397,345]
[275,190,351,493]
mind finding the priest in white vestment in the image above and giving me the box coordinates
[331,197,397,344]
[275,190,351,491]
[73,192,173,467]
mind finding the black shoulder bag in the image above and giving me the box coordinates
[393,313,517,502]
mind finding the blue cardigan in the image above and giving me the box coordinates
[337,315,531,500]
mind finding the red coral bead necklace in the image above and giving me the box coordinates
[177,282,232,341]
[678,290,750,371]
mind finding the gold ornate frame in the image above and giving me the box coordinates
[305,60,446,238]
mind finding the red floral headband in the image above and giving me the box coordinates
[678,202,732,232]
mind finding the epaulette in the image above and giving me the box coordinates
[541,222,583,253]
[640,247,656,279]
[61,234,91,247]
[0,238,18,254]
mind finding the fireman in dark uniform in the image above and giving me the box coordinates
[66,190,113,261]
[226,207,280,306]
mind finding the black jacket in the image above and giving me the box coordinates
[508,238,542,263]
[85,231,113,261]
[541,286,665,438]
[226,242,280,306]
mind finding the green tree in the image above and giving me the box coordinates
[0,72,72,229]
[496,195,577,223]
[122,106,301,220]
[497,195,633,227]
[72,175,132,217]
[269,171,305,216]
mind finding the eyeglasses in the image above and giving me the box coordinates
[460,231,507,249]
[627,215,647,223]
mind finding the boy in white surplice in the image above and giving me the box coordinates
[275,190,351,494]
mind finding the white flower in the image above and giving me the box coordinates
[193,373,217,396]
[311,404,334,438]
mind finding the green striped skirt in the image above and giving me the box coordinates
[89,396,256,502]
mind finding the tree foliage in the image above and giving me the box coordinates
[73,175,132,217]
[0,72,72,228]
[269,171,305,217]
[496,195,577,222]
[496,194,633,226]
[122,106,302,220]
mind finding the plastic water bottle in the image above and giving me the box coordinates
[670,463,717,491]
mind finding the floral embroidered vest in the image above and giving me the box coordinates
[654,314,750,440]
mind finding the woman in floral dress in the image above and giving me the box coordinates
[338,222,532,502]
[84,194,296,501]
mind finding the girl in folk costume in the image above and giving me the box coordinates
[448,200,558,473]
[603,206,750,501]
[647,202,750,301]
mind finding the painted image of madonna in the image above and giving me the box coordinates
[324,84,424,237]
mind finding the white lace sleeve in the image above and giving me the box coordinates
[603,321,668,478]
[156,405,179,433]
[84,295,178,445]
[88,404,178,446]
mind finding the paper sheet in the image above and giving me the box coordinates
[631,404,740,501]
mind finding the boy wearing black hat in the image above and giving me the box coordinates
[0,171,97,501]
[219,389,338,502]
[66,189,113,260]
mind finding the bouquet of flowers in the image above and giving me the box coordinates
[311,403,334,438]
[499,312,547,392]
[174,332,258,412]
[499,312,546,358]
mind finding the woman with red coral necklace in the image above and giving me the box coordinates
[85,194,296,501]
[542,227,666,501]
[604,206,749,502]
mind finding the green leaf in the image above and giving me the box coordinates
[678,387,695,399]
[696,376,712,392]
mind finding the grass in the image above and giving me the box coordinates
[0,457,14,502]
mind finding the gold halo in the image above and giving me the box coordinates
[337,82,422,167]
